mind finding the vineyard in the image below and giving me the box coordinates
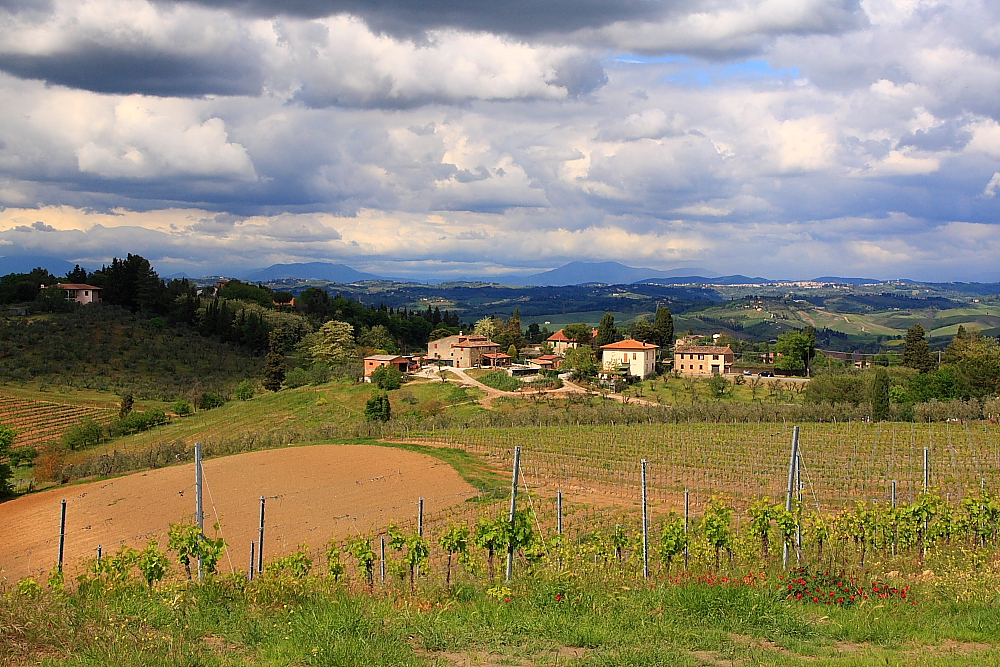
[0,394,115,449]
[403,421,1000,516]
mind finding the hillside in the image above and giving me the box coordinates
[0,305,261,399]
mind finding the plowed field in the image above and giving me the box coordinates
[0,444,475,582]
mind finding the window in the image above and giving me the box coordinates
[699,365,703,370]
[713,355,719,360]
[698,354,704,360]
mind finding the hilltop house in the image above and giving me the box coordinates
[427,334,500,368]
[55,283,101,305]
[599,339,659,379]
[674,345,734,375]
[546,328,598,354]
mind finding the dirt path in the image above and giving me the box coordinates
[420,367,662,408]
[0,444,474,582]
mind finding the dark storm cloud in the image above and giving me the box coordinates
[0,44,264,97]
[168,0,662,36]
[898,119,974,153]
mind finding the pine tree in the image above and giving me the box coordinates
[871,367,891,421]
[902,324,935,373]
[594,312,617,347]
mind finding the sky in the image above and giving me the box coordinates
[0,0,998,282]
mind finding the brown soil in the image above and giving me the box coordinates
[0,444,474,582]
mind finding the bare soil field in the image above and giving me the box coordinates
[0,444,475,582]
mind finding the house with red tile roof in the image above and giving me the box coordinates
[427,333,501,368]
[600,339,659,379]
[673,345,734,375]
[546,328,598,354]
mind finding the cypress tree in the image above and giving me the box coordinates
[653,306,674,351]
[595,312,618,347]
[261,333,286,392]
[871,367,891,421]
[942,325,970,364]
[902,324,935,373]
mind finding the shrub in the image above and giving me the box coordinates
[308,362,332,385]
[283,366,310,389]
[110,409,167,437]
[371,365,403,390]
[61,418,105,450]
[9,446,37,467]
[234,380,255,401]
[173,399,192,416]
[479,370,522,392]
[364,392,392,422]
[199,392,225,410]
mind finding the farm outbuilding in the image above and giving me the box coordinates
[363,355,408,381]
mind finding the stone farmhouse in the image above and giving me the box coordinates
[674,345,735,375]
[427,334,500,368]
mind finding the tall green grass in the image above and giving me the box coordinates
[4,571,1000,666]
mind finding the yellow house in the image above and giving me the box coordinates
[674,345,734,375]
[599,339,659,379]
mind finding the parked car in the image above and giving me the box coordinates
[758,370,775,377]
[742,370,752,376]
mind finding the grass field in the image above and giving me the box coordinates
[4,558,1000,666]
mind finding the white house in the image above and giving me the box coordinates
[56,283,102,305]
[599,339,659,379]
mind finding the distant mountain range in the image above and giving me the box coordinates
[2,256,995,288]
[0,255,76,276]
[505,261,721,286]
[242,262,382,283]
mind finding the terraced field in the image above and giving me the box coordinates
[0,394,115,448]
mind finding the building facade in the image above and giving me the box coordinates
[674,345,735,374]
[599,339,659,379]
[55,283,101,305]
[363,355,408,380]
[427,334,501,368]
[546,328,598,354]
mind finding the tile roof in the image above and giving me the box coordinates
[674,345,733,354]
[600,339,659,350]
[56,283,101,290]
